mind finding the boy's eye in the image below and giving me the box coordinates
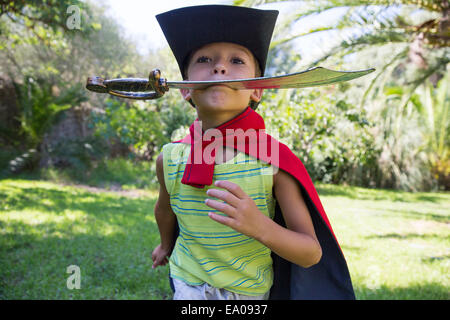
[196,56,211,63]
[231,57,245,64]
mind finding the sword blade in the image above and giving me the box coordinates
[167,67,375,90]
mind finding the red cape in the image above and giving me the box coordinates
[173,107,355,299]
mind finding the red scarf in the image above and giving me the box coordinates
[175,106,355,299]
[180,107,265,188]
[178,106,336,241]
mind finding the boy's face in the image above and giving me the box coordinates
[180,42,263,114]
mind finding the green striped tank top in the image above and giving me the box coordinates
[162,142,276,296]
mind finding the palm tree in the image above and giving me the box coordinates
[235,0,449,190]
[234,0,449,106]
[413,71,449,189]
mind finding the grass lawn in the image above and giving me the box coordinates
[0,178,448,299]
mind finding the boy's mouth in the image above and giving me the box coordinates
[205,84,233,90]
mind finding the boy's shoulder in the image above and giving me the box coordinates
[156,142,180,168]
[162,141,188,152]
[159,142,190,164]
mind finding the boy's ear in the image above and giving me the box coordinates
[250,88,264,103]
[180,88,191,101]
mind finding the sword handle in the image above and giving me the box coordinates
[85,69,169,100]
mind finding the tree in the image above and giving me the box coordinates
[234,0,449,190]
[235,0,449,105]
[0,0,93,32]
[413,69,449,189]
[0,1,147,174]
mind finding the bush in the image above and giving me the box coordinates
[42,135,108,171]
[259,87,380,187]
[90,98,168,161]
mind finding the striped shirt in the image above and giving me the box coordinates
[162,142,276,296]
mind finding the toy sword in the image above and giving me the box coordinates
[86,67,375,100]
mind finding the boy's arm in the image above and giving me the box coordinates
[152,152,177,269]
[205,170,322,268]
[267,169,322,267]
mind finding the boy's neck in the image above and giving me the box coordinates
[197,108,248,131]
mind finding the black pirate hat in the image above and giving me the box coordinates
[156,5,278,78]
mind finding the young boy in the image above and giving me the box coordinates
[151,5,355,300]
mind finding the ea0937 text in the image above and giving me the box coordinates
[225,304,267,315]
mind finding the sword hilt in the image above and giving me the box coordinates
[86,69,169,100]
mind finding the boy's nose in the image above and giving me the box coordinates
[213,63,226,75]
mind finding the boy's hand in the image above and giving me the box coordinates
[205,180,270,240]
[151,244,171,269]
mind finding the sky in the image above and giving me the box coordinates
[102,0,234,54]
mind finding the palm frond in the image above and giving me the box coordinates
[359,47,409,108]
[233,0,291,6]
[270,26,335,48]
[304,28,411,69]
[400,54,450,109]
[234,0,446,12]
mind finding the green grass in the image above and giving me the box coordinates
[316,184,449,300]
[0,179,169,299]
[0,179,448,299]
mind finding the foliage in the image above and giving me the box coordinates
[234,0,449,190]
[0,1,447,191]
[412,70,449,189]
[369,84,433,191]
[0,77,88,176]
[91,98,166,160]
[0,1,149,175]
[0,0,97,78]
[0,0,94,33]
[259,85,379,186]
[358,65,449,191]
[14,79,87,147]
[88,44,197,160]
[235,0,449,100]
[2,148,39,177]
[44,135,108,171]
[142,46,198,143]
[90,96,196,161]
